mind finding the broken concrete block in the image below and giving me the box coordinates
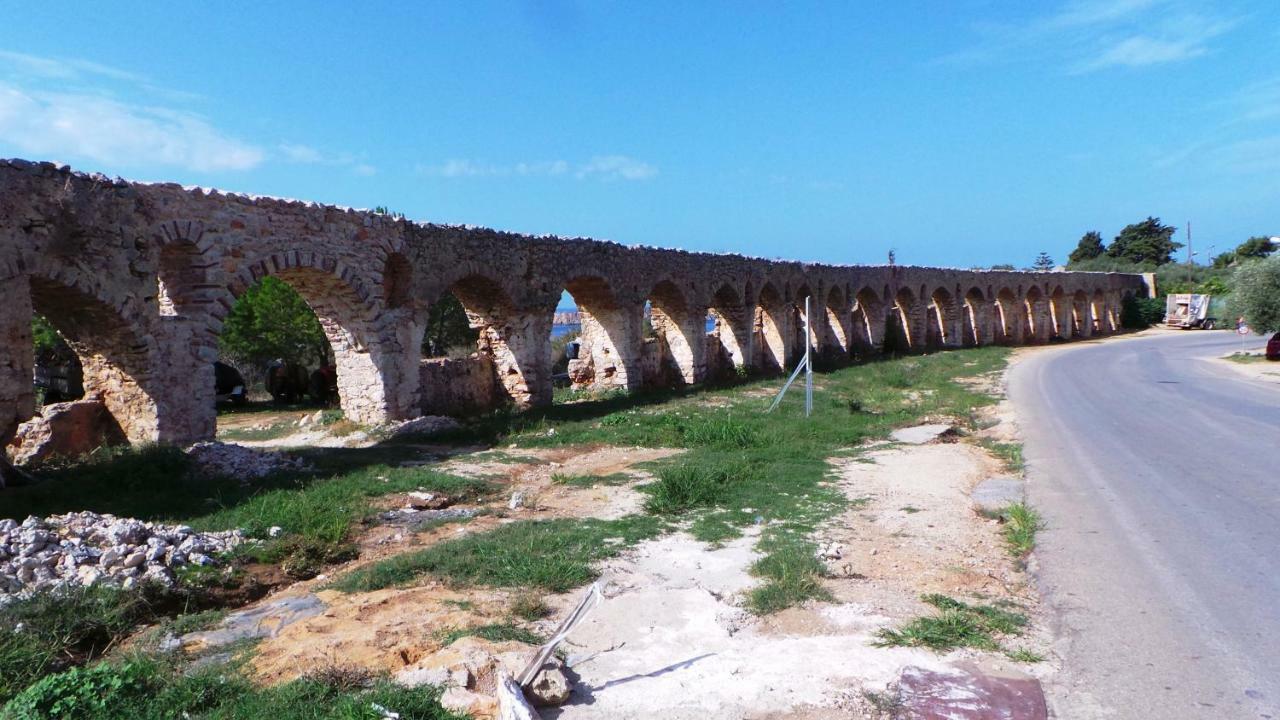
[971,476,1025,517]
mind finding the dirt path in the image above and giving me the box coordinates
[544,441,1047,719]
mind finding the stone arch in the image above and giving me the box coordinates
[708,282,751,376]
[1071,289,1091,338]
[220,254,391,424]
[1049,286,1068,339]
[792,283,816,360]
[1091,289,1107,335]
[886,286,916,353]
[560,275,638,391]
[962,287,987,347]
[995,288,1021,344]
[926,287,956,351]
[20,272,158,446]
[646,279,701,386]
[156,241,215,318]
[852,286,883,355]
[823,285,850,357]
[1024,286,1048,343]
[754,282,788,372]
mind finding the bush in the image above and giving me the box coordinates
[1232,254,1280,333]
[1121,295,1164,329]
[3,658,159,719]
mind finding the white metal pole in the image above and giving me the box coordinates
[804,295,813,417]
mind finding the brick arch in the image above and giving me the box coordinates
[1024,286,1047,343]
[994,287,1021,344]
[1049,285,1069,339]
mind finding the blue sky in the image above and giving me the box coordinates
[0,1,1276,268]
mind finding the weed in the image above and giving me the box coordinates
[303,664,375,691]
[899,506,922,514]
[999,503,1042,559]
[874,594,1028,652]
[974,439,1025,474]
[435,623,544,647]
[511,593,550,621]
[551,471,632,488]
[1006,647,1046,663]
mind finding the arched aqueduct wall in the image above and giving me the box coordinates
[0,159,1149,448]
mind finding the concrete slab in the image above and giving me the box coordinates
[898,665,1048,720]
[890,424,955,445]
[971,477,1025,516]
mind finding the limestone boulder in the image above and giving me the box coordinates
[5,398,125,466]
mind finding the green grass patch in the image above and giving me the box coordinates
[999,503,1042,559]
[551,471,633,487]
[874,593,1028,652]
[331,516,665,593]
[1,653,463,720]
[746,542,832,614]
[0,584,176,705]
[435,623,544,647]
[1226,352,1267,364]
[974,439,1024,474]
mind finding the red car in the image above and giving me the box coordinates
[1268,333,1280,361]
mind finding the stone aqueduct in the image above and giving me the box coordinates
[0,159,1148,451]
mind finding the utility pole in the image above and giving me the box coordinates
[1186,220,1193,286]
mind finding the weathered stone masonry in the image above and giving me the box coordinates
[0,159,1148,453]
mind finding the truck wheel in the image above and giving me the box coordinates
[1203,320,1216,330]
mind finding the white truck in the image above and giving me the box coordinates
[1164,293,1216,329]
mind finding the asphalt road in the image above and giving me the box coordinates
[1008,330,1280,720]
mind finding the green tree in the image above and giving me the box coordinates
[1234,236,1276,261]
[1232,254,1280,333]
[422,294,478,357]
[1031,252,1055,271]
[1068,231,1105,264]
[1107,217,1181,265]
[1211,251,1236,269]
[989,263,1015,271]
[219,277,329,369]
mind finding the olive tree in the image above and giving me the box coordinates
[1232,254,1280,333]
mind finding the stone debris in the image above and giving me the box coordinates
[0,512,246,600]
[385,416,461,438]
[890,423,957,445]
[394,636,572,716]
[817,541,844,560]
[405,491,452,510]
[186,441,308,480]
[377,507,477,529]
[6,398,125,467]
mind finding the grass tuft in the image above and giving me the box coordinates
[435,623,544,647]
[999,503,1042,559]
[746,542,832,614]
[874,593,1028,652]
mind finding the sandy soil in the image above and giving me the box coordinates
[189,400,1045,718]
[542,440,1046,720]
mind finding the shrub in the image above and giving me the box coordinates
[1121,295,1164,329]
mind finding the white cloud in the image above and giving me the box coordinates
[0,82,263,171]
[0,50,261,172]
[278,142,324,163]
[942,0,1237,74]
[277,142,375,175]
[575,155,657,180]
[418,156,654,181]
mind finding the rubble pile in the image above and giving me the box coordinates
[186,441,308,479]
[0,513,246,599]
